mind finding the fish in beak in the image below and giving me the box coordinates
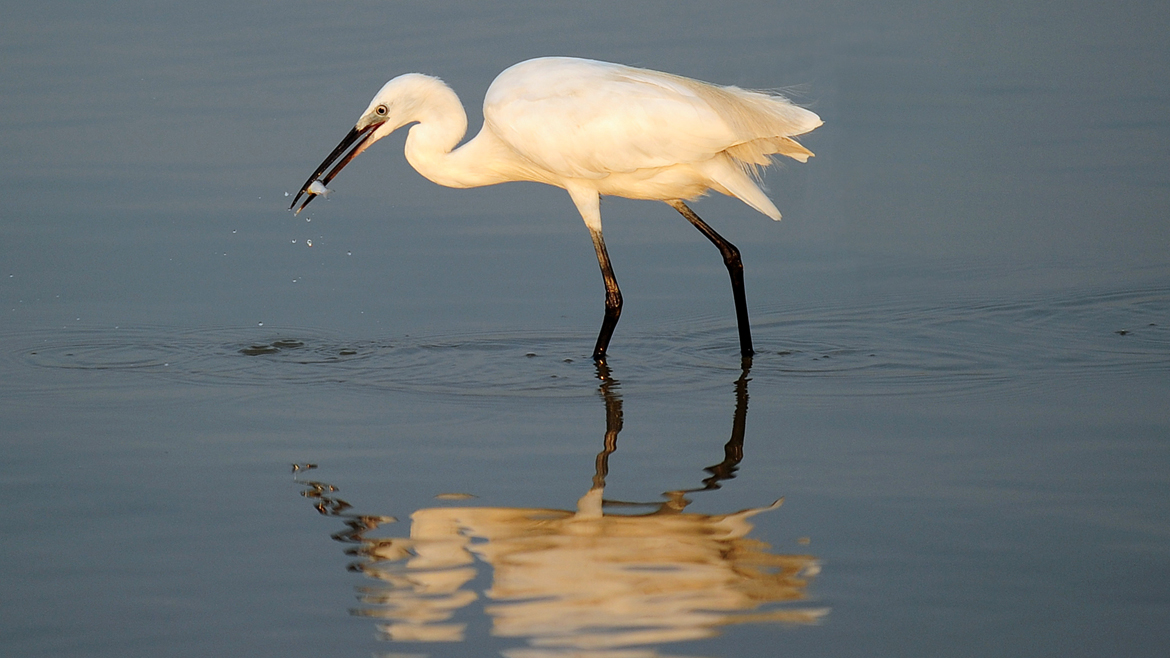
[289,121,383,214]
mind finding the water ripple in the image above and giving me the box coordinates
[5,285,1166,401]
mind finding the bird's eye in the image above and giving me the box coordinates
[375,105,388,116]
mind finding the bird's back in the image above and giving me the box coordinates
[482,57,821,182]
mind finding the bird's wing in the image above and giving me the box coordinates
[483,58,818,180]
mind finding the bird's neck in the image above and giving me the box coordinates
[403,84,510,189]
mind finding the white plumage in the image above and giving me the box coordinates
[291,57,821,362]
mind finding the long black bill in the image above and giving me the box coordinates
[289,123,379,214]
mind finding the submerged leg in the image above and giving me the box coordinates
[589,227,623,363]
[667,200,755,357]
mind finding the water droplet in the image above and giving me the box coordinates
[258,322,264,326]
[347,251,352,256]
[306,239,313,247]
[284,192,290,197]
[291,239,297,244]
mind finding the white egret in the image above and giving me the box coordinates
[291,57,821,362]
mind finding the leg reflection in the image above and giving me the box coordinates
[592,359,755,513]
[701,360,751,490]
[591,361,622,492]
[291,362,826,653]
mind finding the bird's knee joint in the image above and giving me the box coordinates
[723,248,743,269]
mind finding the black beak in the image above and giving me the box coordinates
[289,123,381,214]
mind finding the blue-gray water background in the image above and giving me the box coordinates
[2,1,1168,656]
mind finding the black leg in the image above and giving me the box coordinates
[589,228,623,363]
[668,200,755,357]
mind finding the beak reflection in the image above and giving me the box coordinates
[289,122,380,214]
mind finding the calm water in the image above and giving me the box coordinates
[2,1,1168,657]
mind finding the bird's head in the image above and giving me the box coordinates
[289,73,444,214]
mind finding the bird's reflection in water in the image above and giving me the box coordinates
[296,362,827,655]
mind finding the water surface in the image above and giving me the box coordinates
[2,1,1168,657]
